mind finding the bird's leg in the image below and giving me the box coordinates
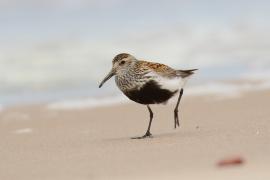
[143,105,153,137]
[174,88,184,128]
[132,105,153,139]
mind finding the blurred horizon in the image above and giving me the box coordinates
[1,0,270,106]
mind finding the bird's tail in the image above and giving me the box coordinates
[176,69,198,78]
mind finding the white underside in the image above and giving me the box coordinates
[145,72,189,92]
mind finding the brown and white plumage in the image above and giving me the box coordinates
[99,53,198,138]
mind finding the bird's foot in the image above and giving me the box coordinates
[131,131,153,139]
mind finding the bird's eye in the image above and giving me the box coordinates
[120,61,125,65]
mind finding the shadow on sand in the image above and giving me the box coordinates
[103,129,204,143]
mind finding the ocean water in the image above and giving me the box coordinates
[1,0,270,107]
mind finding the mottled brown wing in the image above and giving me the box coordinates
[139,60,177,78]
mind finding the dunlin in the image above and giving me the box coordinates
[99,53,197,139]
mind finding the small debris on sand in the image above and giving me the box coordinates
[217,156,244,167]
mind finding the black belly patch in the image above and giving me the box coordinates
[124,80,178,105]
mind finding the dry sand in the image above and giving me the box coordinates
[0,90,270,180]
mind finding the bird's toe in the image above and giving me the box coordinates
[131,132,153,139]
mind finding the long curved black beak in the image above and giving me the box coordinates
[99,70,115,88]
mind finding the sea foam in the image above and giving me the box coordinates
[48,95,129,110]
[47,79,270,110]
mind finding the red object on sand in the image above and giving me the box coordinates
[217,157,244,167]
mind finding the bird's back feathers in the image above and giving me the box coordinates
[138,61,198,79]
[138,61,177,78]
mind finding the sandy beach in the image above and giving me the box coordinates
[0,90,270,180]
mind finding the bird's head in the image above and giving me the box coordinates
[99,53,136,88]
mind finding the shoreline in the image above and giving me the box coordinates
[1,78,270,110]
